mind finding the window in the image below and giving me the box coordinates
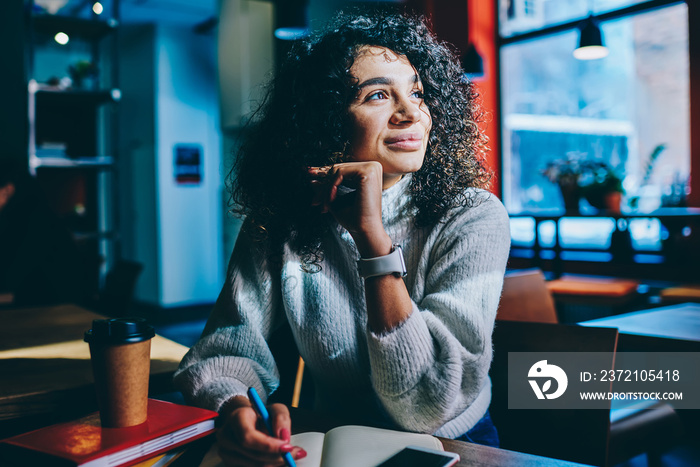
[500,1,690,257]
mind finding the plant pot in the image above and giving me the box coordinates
[558,182,580,214]
[604,191,622,215]
[584,188,623,214]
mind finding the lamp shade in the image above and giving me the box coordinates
[275,0,309,40]
[574,16,609,60]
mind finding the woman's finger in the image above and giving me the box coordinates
[309,180,324,206]
[217,408,293,460]
[268,403,292,442]
[324,176,342,212]
[308,168,344,212]
[309,167,341,210]
[307,166,332,178]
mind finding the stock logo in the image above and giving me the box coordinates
[528,360,568,400]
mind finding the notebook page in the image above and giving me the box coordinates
[290,432,325,467]
[198,432,325,467]
[197,427,441,467]
[320,425,443,467]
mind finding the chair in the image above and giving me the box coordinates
[659,284,700,304]
[546,274,642,323]
[489,320,618,466]
[494,273,685,466]
[497,268,558,323]
[267,323,312,409]
[607,399,684,466]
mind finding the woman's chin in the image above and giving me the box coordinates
[385,155,425,175]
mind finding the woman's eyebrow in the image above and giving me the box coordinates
[357,77,392,89]
[357,74,420,89]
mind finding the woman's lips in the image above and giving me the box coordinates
[385,133,424,150]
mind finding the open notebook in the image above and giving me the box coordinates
[199,425,444,467]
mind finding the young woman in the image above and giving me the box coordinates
[175,12,510,466]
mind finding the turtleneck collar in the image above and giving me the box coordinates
[381,173,414,228]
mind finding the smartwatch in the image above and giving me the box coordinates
[357,243,407,278]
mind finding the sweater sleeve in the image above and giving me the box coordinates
[366,194,510,433]
[173,221,284,412]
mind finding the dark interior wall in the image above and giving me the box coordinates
[429,0,470,55]
[0,1,28,164]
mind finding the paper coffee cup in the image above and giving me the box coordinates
[85,318,155,427]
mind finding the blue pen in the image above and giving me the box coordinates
[247,387,298,467]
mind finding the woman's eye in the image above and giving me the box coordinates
[411,90,424,99]
[367,91,387,101]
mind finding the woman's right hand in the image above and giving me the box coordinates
[216,396,307,466]
[308,162,392,258]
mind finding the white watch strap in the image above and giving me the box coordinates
[357,244,407,278]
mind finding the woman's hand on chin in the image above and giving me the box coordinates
[308,162,392,257]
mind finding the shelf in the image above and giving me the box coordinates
[28,81,121,160]
[30,155,114,170]
[32,84,121,106]
[31,14,117,41]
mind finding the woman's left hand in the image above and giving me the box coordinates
[308,161,391,256]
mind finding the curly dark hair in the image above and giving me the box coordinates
[230,11,491,271]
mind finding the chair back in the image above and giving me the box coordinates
[267,323,312,409]
[489,320,618,466]
[497,268,558,323]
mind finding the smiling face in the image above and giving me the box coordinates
[347,46,432,189]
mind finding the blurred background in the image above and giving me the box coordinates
[1,0,697,314]
[2,4,700,464]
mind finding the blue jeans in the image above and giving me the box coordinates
[454,411,500,448]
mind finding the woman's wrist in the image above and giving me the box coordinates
[219,395,252,417]
[353,230,393,259]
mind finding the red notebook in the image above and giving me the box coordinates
[0,399,218,467]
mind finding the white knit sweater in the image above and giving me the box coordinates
[174,175,510,438]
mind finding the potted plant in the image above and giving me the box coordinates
[541,156,624,214]
[578,161,624,214]
[541,155,587,214]
[68,60,98,89]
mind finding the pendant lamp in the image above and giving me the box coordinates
[574,15,609,60]
[275,0,310,40]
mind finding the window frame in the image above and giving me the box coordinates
[494,0,700,280]
[496,0,697,205]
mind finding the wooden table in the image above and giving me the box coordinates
[578,302,700,351]
[1,305,587,466]
[0,304,189,438]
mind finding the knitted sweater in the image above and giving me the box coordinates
[174,175,510,438]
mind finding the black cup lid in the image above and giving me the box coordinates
[84,318,155,345]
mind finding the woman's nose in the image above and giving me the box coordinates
[391,97,421,124]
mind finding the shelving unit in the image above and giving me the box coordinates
[26,1,121,291]
[31,13,117,40]
[28,81,120,168]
